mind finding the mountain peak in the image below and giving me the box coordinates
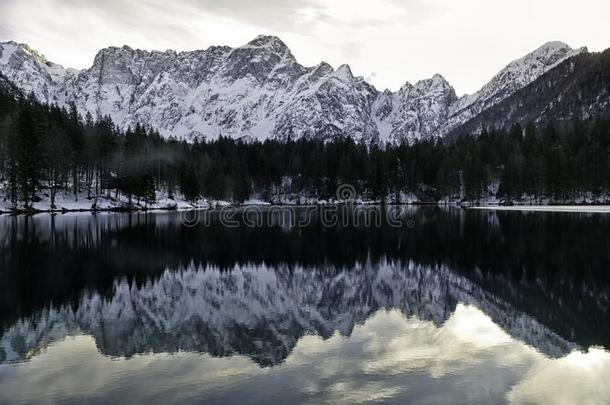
[537,40,571,51]
[312,61,334,75]
[0,40,19,48]
[398,81,413,93]
[246,35,290,53]
[428,73,451,86]
[93,45,134,60]
[413,73,453,92]
[432,73,448,81]
[512,40,586,70]
[0,40,30,50]
[532,40,572,56]
[0,41,49,65]
[533,40,587,56]
[249,34,285,45]
[335,64,354,80]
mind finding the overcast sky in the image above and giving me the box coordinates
[0,0,608,95]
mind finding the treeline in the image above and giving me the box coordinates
[0,86,609,207]
[440,121,610,202]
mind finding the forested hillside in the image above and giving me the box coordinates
[0,82,609,210]
[451,49,610,137]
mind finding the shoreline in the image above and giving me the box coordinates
[468,205,610,213]
[3,201,610,216]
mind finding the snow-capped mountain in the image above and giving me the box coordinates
[0,261,577,366]
[0,36,586,142]
[373,74,458,141]
[439,41,587,135]
[445,48,610,136]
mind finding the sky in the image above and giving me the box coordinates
[0,0,608,95]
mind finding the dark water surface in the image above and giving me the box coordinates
[1,207,609,404]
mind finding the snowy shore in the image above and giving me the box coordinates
[2,188,610,215]
[0,187,420,214]
[0,191,384,215]
[0,190,206,214]
[469,205,610,213]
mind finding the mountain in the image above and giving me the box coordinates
[440,42,587,135]
[0,36,588,142]
[448,49,610,136]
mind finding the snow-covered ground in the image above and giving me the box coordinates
[439,191,610,207]
[0,184,420,214]
[2,185,609,215]
[470,206,610,213]
[0,190,232,214]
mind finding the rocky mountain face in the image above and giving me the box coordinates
[0,36,588,142]
[0,261,578,366]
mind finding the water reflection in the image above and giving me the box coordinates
[0,207,609,404]
[0,261,581,366]
[1,307,610,404]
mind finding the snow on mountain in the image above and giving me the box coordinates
[373,74,458,142]
[0,261,577,366]
[443,48,610,137]
[0,41,78,105]
[439,41,587,136]
[0,37,586,143]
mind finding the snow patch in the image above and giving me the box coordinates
[470,206,610,214]
[0,43,18,65]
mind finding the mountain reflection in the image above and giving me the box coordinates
[0,261,579,365]
[1,207,609,365]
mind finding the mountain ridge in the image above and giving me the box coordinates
[447,49,610,137]
[0,36,588,142]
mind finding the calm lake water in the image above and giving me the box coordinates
[1,207,609,404]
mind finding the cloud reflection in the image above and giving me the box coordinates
[1,307,609,404]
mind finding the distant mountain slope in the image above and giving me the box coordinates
[438,42,586,135]
[450,49,610,136]
[0,37,589,142]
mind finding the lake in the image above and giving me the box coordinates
[1,206,609,404]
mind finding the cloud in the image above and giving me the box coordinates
[0,0,435,43]
[45,0,327,32]
[184,0,327,31]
